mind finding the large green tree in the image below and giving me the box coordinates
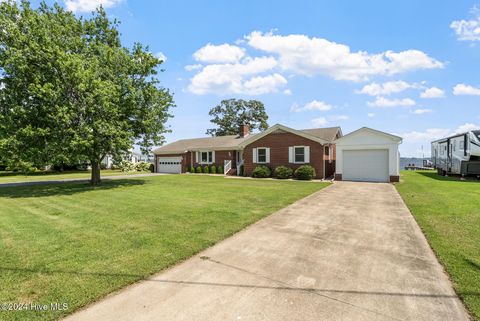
[206,99,269,136]
[0,1,174,184]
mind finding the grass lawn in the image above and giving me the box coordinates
[0,175,328,321]
[0,169,148,184]
[396,170,480,319]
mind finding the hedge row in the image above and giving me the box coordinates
[252,165,316,180]
[187,164,224,174]
[186,163,316,180]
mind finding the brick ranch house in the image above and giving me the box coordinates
[153,124,342,179]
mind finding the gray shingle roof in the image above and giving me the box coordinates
[153,126,341,155]
[300,127,342,141]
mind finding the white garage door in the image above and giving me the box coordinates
[157,157,182,174]
[343,149,389,182]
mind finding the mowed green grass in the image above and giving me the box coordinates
[396,171,480,319]
[0,169,147,184]
[0,175,328,321]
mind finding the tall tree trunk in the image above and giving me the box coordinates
[90,160,101,185]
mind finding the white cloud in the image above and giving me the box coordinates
[420,87,444,98]
[367,96,416,107]
[187,57,287,95]
[412,109,432,114]
[193,43,246,64]
[453,83,480,96]
[241,74,288,95]
[187,31,444,96]
[356,80,414,96]
[367,113,375,117]
[246,31,443,81]
[450,6,480,41]
[311,117,328,126]
[155,52,167,62]
[398,123,480,157]
[329,115,349,121]
[184,64,202,71]
[290,100,333,112]
[311,114,348,127]
[64,0,123,12]
[401,123,480,143]
[455,123,480,133]
[401,128,452,143]
[283,89,292,95]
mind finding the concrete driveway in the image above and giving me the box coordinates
[65,182,470,321]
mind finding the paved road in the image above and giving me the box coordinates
[0,173,166,188]
[64,182,470,321]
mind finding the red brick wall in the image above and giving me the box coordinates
[191,150,236,170]
[243,132,326,178]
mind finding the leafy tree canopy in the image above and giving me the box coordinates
[0,1,174,184]
[206,99,268,136]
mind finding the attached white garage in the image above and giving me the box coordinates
[157,156,182,174]
[335,127,402,183]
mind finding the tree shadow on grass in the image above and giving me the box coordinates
[417,171,480,183]
[0,179,146,198]
[1,265,479,299]
[465,258,480,271]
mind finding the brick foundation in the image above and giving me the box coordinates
[389,175,400,182]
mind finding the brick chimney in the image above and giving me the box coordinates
[239,124,250,137]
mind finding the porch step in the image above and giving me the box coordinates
[226,168,237,176]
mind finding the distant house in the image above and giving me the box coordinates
[152,124,341,179]
[101,150,144,169]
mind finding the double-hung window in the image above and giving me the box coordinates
[294,147,305,163]
[289,146,309,164]
[200,151,213,164]
[257,148,267,163]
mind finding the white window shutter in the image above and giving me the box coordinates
[253,148,257,163]
[305,146,310,163]
[196,151,199,163]
[266,148,270,163]
[288,147,294,163]
[212,151,215,163]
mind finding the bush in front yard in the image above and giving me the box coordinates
[203,166,210,174]
[118,161,135,172]
[252,165,271,178]
[274,166,293,179]
[217,165,224,174]
[190,166,195,173]
[210,165,217,174]
[294,165,316,180]
[135,161,151,172]
[196,166,202,173]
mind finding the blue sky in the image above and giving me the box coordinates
[38,0,480,156]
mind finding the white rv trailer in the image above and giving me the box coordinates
[431,130,480,176]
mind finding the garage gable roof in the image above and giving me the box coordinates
[238,124,332,147]
[335,127,402,144]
